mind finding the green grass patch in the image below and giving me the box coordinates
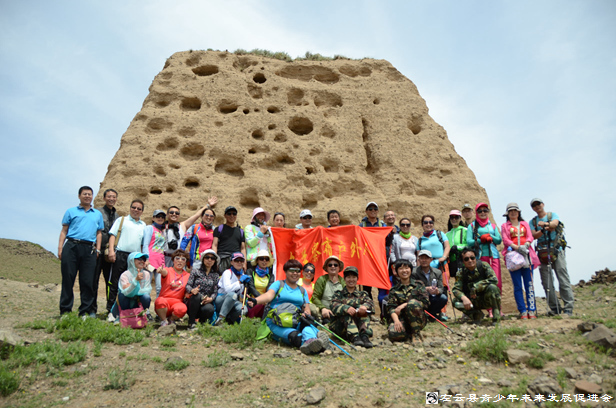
[160,338,176,348]
[502,326,526,336]
[7,340,87,369]
[104,365,135,390]
[164,358,189,371]
[0,363,21,396]
[528,351,555,369]
[52,313,145,345]
[202,351,231,368]
[466,328,509,363]
[218,319,261,349]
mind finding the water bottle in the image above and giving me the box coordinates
[431,279,437,288]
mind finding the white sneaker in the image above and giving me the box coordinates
[107,312,116,322]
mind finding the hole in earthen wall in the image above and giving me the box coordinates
[321,126,335,138]
[180,142,205,160]
[267,106,280,113]
[192,65,219,76]
[154,166,167,176]
[156,137,179,151]
[247,84,263,99]
[214,156,245,177]
[313,91,343,108]
[288,116,313,135]
[239,187,260,208]
[218,100,239,114]
[150,188,163,195]
[181,97,202,111]
[178,127,196,137]
[185,178,200,188]
[268,124,276,130]
[252,129,264,140]
[274,133,287,143]
[147,118,173,132]
[287,88,305,106]
[253,73,266,83]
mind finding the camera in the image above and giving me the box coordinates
[168,240,178,250]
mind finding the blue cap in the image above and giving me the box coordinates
[133,252,149,260]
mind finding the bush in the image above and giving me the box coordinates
[164,357,189,371]
[104,366,134,391]
[54,313,144,345]
[8,340,87,369]
[218,319,261,349]
[202,351,230,368]
[466,328,509,363]
[0,363,20,396]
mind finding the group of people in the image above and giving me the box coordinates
[58,186,573,352]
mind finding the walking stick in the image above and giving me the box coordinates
[424,310,458,336]
[544,226,560,315]
[240,287,248,323]
[326,337,355,360]
[311,319,358,351]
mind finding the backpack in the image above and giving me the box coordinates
[532,213,568,250]
[418,230,445,251]
[468,221,497,258]
[264,280,307,328]
[216,224,245,239]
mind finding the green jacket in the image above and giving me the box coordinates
[311,274,345,311]
[447,226,468,261]
[452,261,498,299]
[331,287,374,316]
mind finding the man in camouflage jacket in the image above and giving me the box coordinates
[330,266,375,348]
[386,259,429,342]
[452,248,501,324]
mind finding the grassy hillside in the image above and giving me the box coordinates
[0,238,61,284]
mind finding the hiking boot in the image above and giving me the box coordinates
[360,333,374,348]
[300,339,323,355]
[145,310,154,322]
[519,313,528,320]
[107,312,116,323]
[213,317,224,326]
[440,313,449,322]
[188,323,197,331]
[352,335,365,348]
[317,330,330,351]
[527,311,537,319]
[288,331,302,348]
[160,320,169,327]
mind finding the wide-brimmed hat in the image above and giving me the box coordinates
[503,202,521,216]
[251,249,274,267]
[251,207,271,223]
[199,249,220,263]
[322,255,344,271]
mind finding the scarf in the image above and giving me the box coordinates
[201,221,213,230]
[153,222,165,230]
[475,217,489,228]
[255,266,270,278]
[230,265,243,276]
[423,230,434,238]
[400,231,412,239]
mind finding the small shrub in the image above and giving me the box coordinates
[152,356,162,363]
[8,340,87,369]
[0,364,20,396]
[466,329,509,363]
[160,338,176,348]
[93,341,102,357]
[502,326,526,336]
[202,351,230,368]
[54,313,144,345]
[218,319,261,349]
[164,357,189,371]
[104,366,134,391]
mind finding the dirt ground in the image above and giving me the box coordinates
[2,276,615,408]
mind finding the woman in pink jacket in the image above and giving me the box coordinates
[500,203,540,319]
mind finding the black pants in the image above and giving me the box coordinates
[218,255,231,274]
[106,250,129,312]
[60,240,97,315]
[187,294,216,325]
[93,255,113,314]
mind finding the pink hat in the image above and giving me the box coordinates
[251,207,271,223]
[449,210,462,217]
[475,202,489,212]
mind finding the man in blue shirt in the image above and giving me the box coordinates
[529,198,574,316]
[57,186,104,317]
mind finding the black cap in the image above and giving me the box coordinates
[224,206,237,214]
[343,266,359,278]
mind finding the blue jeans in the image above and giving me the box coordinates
[215,292,242,322]
[118,292,151,311]
[510,267,536,313]
[266,319,318,346]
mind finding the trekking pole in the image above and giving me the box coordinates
[424,310,457,336]
[240,287,248,323]
[326,337,355,360]
[311,320,358,351]
[439,262,456,322]
[544,227,560,315]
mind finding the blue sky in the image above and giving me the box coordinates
[1,1,614,295]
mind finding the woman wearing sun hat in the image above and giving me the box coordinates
[311,255,346,322]
[446,210,468,277]
[245,249,275,318]
[501,203,539,319]
[245,207,274,264]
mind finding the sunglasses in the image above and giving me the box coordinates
[287,268,301,273]
[400,223,411,227]
[204,256,217,261]
[168,211,180,215]
[423,220,434,225]
[257,257,270,262]
[226,212,237,216]
[232,258,244,262]
[304,269,315,274]
[477,209,489,214]
[366,208,378,212]
[450,215,461,219]
[463,256,476,261]
[302,216,313,219]
[531,202,542,208]
[131,206,143,211]
[174,256,187,261]
[327,263,339,268]
[203,214,214,218]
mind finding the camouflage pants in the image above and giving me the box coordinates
[453,284,501,319]
[387,299,426,342]
[329,314,372,340]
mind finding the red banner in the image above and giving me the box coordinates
[271,226,392,290]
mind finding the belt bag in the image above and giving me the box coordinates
[537,245,558,264]
[266,302,301,328]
